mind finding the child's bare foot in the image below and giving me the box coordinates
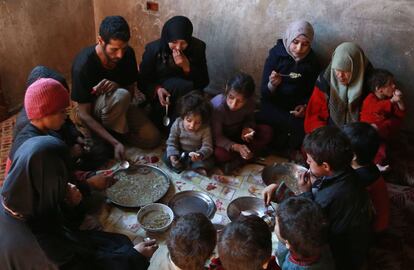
[194,167,208,176]
[376,164,391,173]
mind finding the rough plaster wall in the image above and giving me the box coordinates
[92,0,414,131]
[0,0,95,111]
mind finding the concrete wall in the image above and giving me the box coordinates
[0,0,95,112]
[92,0,414,131]
[2,0,413,130]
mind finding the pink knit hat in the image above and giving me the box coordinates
[24,78,70,120]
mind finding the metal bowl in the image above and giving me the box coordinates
[261,162,307,195]
[168,190,216,219]
[227,196,275,227]
[107,164,170,207]
[137,203,174,233]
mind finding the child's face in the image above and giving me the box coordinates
[376,78,396,99]
[183,113,202,132]
[226,89,247,111]
[289,35,311,59]
[306,153,330,177]
[43,109,67,131]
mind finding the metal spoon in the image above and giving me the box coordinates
[279,72,302,79]
[112,160,130,175]
[162,96,171,127]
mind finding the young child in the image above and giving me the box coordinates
[211,73,273,174]
[264,126,372,270]
[343,122,390,233]
[210,215,278,270]
[149,213,216,270]
[164,91,214,175]
[275,196,335,269]
[360,68,406,170]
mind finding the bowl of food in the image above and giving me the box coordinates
[137,203,174,233]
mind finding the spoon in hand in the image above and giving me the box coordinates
[163,96,171,127]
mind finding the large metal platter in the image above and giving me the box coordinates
[261,162,307,195]
[227,196,274,222]
[106,164,170,208]
[168,190,216,219]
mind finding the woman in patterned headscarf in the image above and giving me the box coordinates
[257,20,320,154]
[305,42,372,133]
[139,16,209,129]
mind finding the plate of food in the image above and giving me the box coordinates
[106,164,170,207]
[168,190,216,219]
[261,162,307,195]
[137,203,174,232]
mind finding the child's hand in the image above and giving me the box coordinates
[170,155,181,168]
[232,144,253,160]
[241,128,255,142]
[269,71,282,87]
[289,104,307,118]
[263,183,278,205]
[134,238,158,259]
[87,174,116,190]
[391,89,403,103]
[189,152,203,162]
[65,183,82,207]
[298,171,312,193]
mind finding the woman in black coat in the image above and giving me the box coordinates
[0,136,157,269]
[139,16,209,128]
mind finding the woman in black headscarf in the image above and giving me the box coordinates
[0,136,157,270]
[139,15,209,128]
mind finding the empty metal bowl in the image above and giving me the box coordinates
[137,203,174,233]
[261,162,307,195]
[168,190,216,219]
[227,196,275,227]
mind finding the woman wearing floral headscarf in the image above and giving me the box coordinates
[257,20,320,155]
[139,16,209,128]
[304,42,372,133]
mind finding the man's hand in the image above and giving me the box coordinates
[92,79,119,95]
[263,183,278,205]
[290,104,307,118]
[65,183,82,207]
[113,142,126,160]
[241,128,255,143]
[172,49,190,73]
[156,87,171,106]
[87,174,116,190]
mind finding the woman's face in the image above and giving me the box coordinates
[334,69,352,85]
[289,35,311,59]
[226,89,247,111]
[168,39,188,51]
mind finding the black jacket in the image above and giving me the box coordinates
[139,37,209,97]
[302,168,372,270]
